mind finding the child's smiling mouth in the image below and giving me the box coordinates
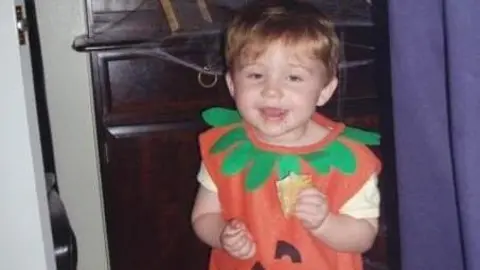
[259,107,288,121]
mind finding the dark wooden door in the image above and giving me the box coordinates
[90,49,233,270]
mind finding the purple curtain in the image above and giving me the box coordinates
[388,1,480,269]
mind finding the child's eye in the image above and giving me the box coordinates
[288,75,303,82]
[247,73,263,79]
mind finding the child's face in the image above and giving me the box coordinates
[226,41,338,144]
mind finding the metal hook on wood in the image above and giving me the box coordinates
[197,67,218,88]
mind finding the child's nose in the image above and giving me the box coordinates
[261,79,283,98]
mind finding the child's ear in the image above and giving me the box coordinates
[316,77,338,106]
[225,72,235,98]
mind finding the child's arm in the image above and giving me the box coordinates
[191,186,257,259]
[311,215,378,253]
[295,186,379,253]
[191,186,225,248]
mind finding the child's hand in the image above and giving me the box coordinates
[220,219,256,260]
[294,187,329,231]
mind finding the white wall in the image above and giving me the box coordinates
[35,1,110,270]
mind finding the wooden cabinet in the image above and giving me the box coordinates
[91,49,233,126]
[89,49,233,269]
[74,1,390,269]
[104,126,208,270]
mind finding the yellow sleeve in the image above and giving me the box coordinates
[197,162,218,192]
[339,174,380,219]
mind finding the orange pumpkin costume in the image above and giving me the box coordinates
[198,111,381,270]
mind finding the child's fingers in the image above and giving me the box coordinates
[223,224,242,237]
[295,202,323,214]
[295,211,324,229]
[222,219,256,259]
[297,188,326,199]
[295,197,327,209]
[246,242,256,258]
[224,233,248,250]
[229,219,246,230]
[235,240,256,259]
[294,212,315,227]
[223,218,248,235]
[235,238,252,257]
[296,189,326,207]
[221,223,244,249]
[225,219,252,240]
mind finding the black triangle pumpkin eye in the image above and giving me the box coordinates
[251,241,302,269]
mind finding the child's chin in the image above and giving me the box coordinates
[256,129,289,142]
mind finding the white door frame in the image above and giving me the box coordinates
[0,1,56,269]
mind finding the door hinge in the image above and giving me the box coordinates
[15,5,28,45]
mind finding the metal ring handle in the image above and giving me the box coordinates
[197,70,218,88]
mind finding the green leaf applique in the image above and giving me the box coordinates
[245,151,277,191]
[302,141,357,175]
[277,155,301,180]
[324,141,356,174]
[203,108,369,191]
[202,107,242,127]
[210,127,247,154]
[341,127,381,145]
[221,141,255,176]
[302,151,331,175]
